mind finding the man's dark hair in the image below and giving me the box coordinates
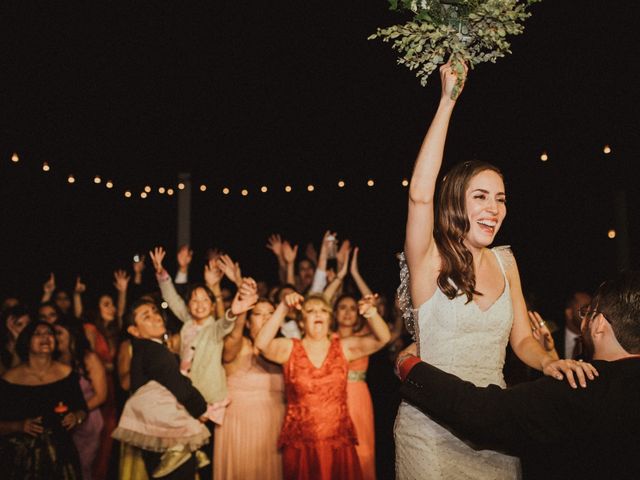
[126,298,165,328]
[592,271,640,354]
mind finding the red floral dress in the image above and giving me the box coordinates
[280,335,363,480]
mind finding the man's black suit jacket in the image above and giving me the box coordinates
[130,338,207,419]
[400,358,640,479]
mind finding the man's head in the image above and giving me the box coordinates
[127,299,166,340]
[565,291,592,333]
[581,271,640,360]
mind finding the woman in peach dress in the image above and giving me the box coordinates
[214,298,285,480]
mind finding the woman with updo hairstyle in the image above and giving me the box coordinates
[394,61,598,479]
[256,293,390,480]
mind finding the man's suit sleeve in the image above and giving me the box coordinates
[143,342,208,419]
[400,361,587,454]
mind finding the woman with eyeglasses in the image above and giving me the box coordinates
[393,61,598,479]
[0,321,87,479]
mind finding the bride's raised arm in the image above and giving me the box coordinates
[405,61,467,307]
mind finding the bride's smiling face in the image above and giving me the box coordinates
[463,169,507,249]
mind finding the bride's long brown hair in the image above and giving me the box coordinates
[434,161,504,303]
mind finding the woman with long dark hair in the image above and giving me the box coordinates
[393,62,597,479]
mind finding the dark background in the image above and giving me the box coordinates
[1,1,638,319]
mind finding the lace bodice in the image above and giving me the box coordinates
[416,247,513,388]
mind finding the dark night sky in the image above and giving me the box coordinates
[1,1,638,318]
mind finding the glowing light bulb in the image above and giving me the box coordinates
[260,186,268,193]
[401,178,409,187]
[42,162,50,172]
[11,152,19,163]
[284,185,292,193]
[222,187,230,195]
[161,301,168,309]
[177,182,185,190]
[67,175,76,184]
[608,229,616,239]
[158,187,166,194]
[540,152,549,162]
[144,185,151,193]
[338,180,345,188]
[94,176,102,184]
[307,184,315,192]
[603,145,611,154]
[367,179,375,187]
[106,180,114,189]
[140,192,148,199]
[241,189,249,196]
[199,184,207,192]
[167,188,174,196]
[124,190,132,198]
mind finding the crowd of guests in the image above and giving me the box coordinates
[0,231,410,480]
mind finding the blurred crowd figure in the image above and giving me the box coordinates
[1,231,412,480]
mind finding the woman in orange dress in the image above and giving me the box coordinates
[255,293,390,480]
[214,298,285,480]
[333,294,380,480]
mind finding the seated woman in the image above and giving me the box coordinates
[0,320,87,480]
[255,293,391,480]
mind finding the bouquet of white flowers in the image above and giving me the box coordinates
[369,0,541,99]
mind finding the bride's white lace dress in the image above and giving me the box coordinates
[394,247,521,479]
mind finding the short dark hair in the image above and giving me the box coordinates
[592,271,640,354]
[15,320,58,362]
[126,298,165,328]
[185,283,217,305]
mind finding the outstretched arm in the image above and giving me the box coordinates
[254,296,296,365]
[41,273,55,304]
[342,294,391,361]
[204,258,225,319]
[150,247,190,323]
[405,62,466,307]
[223,278,259,363]
[73,276,86,319]
[113,270,130,325]
[349,247,373,297]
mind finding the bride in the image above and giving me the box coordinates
[394,61,597,479]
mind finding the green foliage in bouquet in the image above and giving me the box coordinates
[369,0,541,99]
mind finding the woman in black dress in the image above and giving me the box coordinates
[0,320,87,479]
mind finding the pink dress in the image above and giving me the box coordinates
[112,380,210,452]
[72,374,104,480]
[214,344,285,480]
[347,356,376,480]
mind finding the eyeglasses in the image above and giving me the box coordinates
[578,306,609,323]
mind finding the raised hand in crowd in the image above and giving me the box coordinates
[324,245,351,304]
[149,246,167,275]
[113,270,130,320]
[41,272,56,303]
[204,258,226,319]
[266,234,287,283]
[350,247,373,297]
[73,276,87,319]
[230,278,259,316]
[132,254,145,285]
[217,254,243,288]
[282,240,298,286]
